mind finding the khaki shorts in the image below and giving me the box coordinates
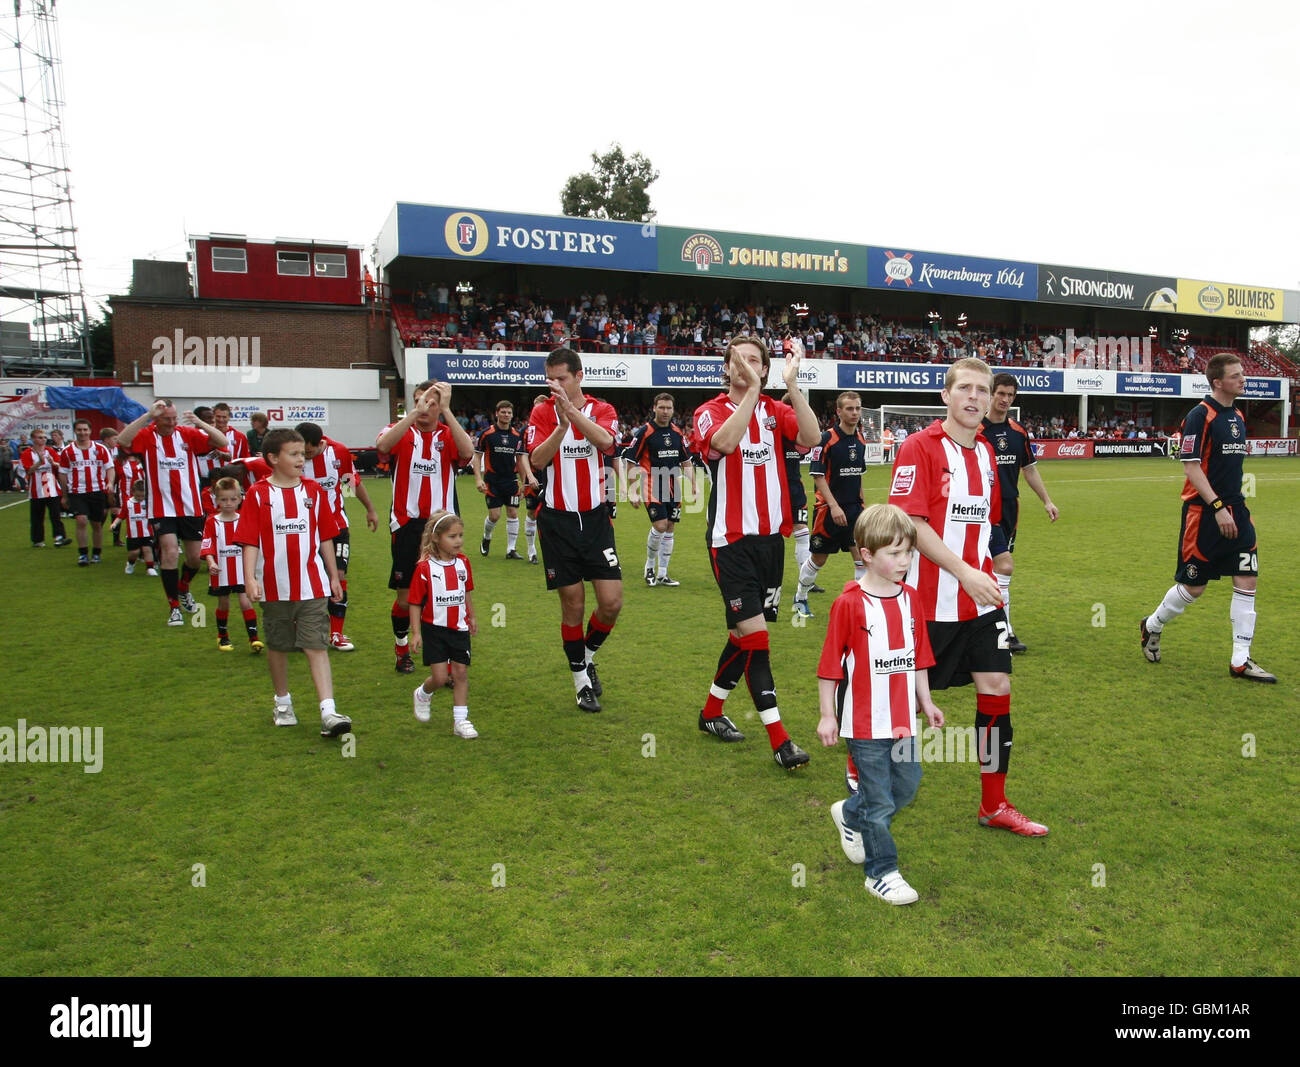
[263,597,330,652]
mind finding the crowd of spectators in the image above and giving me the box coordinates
[398,284,1245,376]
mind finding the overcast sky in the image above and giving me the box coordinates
[54,0,1300,309]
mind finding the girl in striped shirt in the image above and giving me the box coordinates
[409,510,478,738]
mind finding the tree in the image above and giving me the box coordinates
[1252,324,1300,366]
[561,144,658,223]
[87,303,114,374]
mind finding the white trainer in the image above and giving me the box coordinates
[866,870,919,906]
[320,711,352,738]
[453,719,479,739]
[272,702,298,727]
[830,799,866,865]
[179,591,198,613]
[413,685,432,723]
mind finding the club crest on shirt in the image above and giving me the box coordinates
[763,415,777,430]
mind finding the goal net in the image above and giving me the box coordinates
[877,404,1017,463]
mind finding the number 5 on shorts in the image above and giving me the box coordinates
[604,547,619,568]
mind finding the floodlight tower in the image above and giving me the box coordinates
[0,0,90,375]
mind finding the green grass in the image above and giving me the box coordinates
[1,457,1297,975]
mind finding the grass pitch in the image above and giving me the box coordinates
[1,457,1296,976]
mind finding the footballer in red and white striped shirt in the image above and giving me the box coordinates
[57,438,113,495]
[118,400,231,622]
[888,418,1002,624]
[375,380,474,673]
[695,335,821,768]
[886,358,1047,838]
[56,420,117,561]
[524,349,624,713]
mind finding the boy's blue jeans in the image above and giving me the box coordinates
[843,735,922,879]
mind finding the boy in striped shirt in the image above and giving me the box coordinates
[816,504,944,905]
[122,480,158,575]
[235,429,351,737]
[200,476,263,653]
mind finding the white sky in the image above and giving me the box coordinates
[57,0,1300,309]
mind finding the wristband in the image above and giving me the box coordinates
[1210,498,1225,511]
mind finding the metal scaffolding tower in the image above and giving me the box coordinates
[0,0,89,375]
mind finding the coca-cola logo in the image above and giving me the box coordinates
[1057,443,1087,456]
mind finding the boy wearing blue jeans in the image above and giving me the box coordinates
[816,504,944,905]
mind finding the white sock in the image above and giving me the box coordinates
[506,517,519,551]
[658,530,675,577]
[996,573,1012,630]
[275,692,292,706]
[320,698,336,718]
[796,558,822,600]
[1150,584,1196,630]
[572,666,592,692]
[1230,589,1256,667]
[525,518,537,553]
[646,527,663,570]
[793,528,811,569]
[483,515,497,540]
[453,703,469,724]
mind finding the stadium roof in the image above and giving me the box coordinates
[376,202,1299,325]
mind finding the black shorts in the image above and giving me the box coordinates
[709,534,784,628]
[538,506,621,589]
[208,583,246,597]
[989,497,1019,557]
[926,609,1013,691]
[420,621,472,666]
[151,515,205,542]
[67,492,106,522]
[809,503,862,555]
[646,501,683,523]
[390,517,428,591]
[126,536,153,551]
[1175,499,1258,585]
[332,526,351,575]
[485,480,520,510]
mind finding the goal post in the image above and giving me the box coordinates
[877,404,1018,464]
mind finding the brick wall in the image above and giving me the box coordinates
[110,299,395,382]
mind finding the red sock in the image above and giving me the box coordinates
[703,635,746,719]
[330,614,343,637]
[977,692,1011,811]
[584,611,614,653]
[737,631,789,749]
